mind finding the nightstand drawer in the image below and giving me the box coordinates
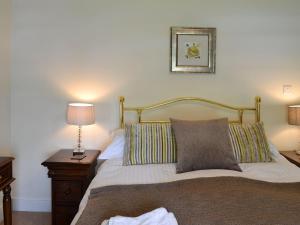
[0,163,12,186]
[53,180,82,202]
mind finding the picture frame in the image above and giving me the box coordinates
[170,27,216,73]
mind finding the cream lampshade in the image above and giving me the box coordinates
[67,103,95,156]
[288,105,300,125]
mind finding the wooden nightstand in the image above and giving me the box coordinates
[280,151,300,167]
[0,157,15,225]
[42,149,100,225]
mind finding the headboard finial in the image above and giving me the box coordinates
[255,96,261,122]
[255,96,261,103]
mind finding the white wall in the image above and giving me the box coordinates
[0,0,11,220]
[0,0,11,155]
[11,0,300,211]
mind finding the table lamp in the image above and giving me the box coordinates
[67,103,95,157]
[288,105,300,155]
[288,105,300,125]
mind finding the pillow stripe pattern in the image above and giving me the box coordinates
[124,123,177,165]
[228,122,272,163]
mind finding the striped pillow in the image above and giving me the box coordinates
[228,122,272,163]
[123,123,177,165]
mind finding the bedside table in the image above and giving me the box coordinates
[280,151,300,167]
[0,157,15,225]
[42,149,100,225]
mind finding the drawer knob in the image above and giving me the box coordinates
[48,171,55,176]
[64,187,71,196]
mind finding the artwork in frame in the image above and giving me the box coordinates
[171,27,216,73]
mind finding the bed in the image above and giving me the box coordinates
[71,96,300,225]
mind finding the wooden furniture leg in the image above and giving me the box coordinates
[0,158,15,225]
[3,185,12,225]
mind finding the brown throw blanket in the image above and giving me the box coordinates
[75,177,300,225]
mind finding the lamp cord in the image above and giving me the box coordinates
[78,125,82,151]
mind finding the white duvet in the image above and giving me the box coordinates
[71,152,300,225]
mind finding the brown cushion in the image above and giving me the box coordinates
[170,118,241,173]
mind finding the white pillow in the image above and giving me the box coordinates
[99,129,125,159]
[268,141,281,159]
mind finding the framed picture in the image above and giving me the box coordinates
[171,27,216,73]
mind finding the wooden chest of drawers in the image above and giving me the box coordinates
[280,150,300,167]
[0,161,13,187]
[0,157,15,225]
[42,150,100,225]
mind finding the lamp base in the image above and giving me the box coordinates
[71,148,86,160]
[73,145,85,156]
[73,150,85,156]
[71,154,87,160]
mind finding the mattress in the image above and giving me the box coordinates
[71,152,300,225]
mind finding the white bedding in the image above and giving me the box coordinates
[101,207,178,225]
[71,152,300,225]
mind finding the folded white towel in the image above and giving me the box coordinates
[101,207,178,225]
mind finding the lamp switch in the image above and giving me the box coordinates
[283,85,293,96]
